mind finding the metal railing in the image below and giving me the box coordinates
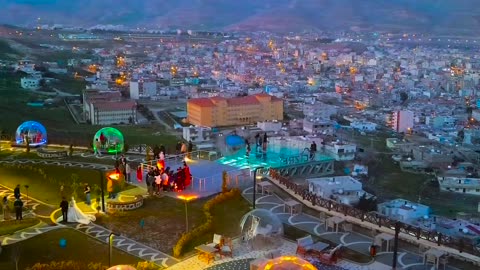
[141,150,220,168]
[268,169,480,260]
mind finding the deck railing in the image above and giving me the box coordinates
[268,169,480,260]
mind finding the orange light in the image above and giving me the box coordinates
[177,195,198,201]
[108,173,121,180]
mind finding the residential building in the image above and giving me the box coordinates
[350,121,377,132]
[437,170,480,196]
[257,121,282,132]
[306,176,369,206]
[324,141,356,161]
[83,90,137,125]
[20,77,41,89]
[129,80,157,99]
[390,110,414,133]
[182,126,212,143]
[303,119,335,134]
[187,93,283,127]
[377,199,431,224]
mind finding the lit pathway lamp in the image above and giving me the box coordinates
[252,166,264,209]
[108,232,120,267]
[178,195,198,233]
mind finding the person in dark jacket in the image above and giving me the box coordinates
[153,145,160,160]
[14,184,21,199]
[175,141,182,154]
[14,198,23,220]
[60,197,69,222]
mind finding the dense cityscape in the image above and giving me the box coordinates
[0,1,480,270]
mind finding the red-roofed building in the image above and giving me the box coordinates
[83,90,137,125]
[187,93,283,127]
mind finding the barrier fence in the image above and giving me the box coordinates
[268,169,480,260]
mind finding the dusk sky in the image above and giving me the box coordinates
[0,0,478,33]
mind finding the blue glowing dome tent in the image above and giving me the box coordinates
[15,121,48,146]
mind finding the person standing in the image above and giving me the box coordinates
[94,139,102,156]
[14,198,23,220]
[14,184,21,199]
[310,141,317,160]
[161,168,169,192]
[84,184,91,206]
[180,142,187,156]
[60,197,69,222]
[2,196,8,220]
[125,163,132,183]
[187,140,193,158]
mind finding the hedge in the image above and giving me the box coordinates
[26,261,158,270]
[172,188,241,257]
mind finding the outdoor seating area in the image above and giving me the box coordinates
[423,248,449,270]
[296,235,343,265]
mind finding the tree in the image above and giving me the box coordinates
[399,92,408,103]
[70,174,80,199]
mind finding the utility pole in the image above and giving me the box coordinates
[392,222,401,270]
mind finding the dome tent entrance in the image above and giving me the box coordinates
[15,121,48,146]
[93,127,124,154]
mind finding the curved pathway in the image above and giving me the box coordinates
[241,187,456,270]
[72,223,178,269]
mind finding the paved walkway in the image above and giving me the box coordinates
[71,222,178,268]
[0,221,61,245]
[242,186,457,270]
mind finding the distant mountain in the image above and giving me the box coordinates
[0,0,479,34]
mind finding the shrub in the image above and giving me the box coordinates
[172,188,240,257]
[26,261,106,270]
[136,261,158,270]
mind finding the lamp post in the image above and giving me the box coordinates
[108,232,119,267]
[391,222,401,270]
[252,166,264,209]
[178,195,197,232]
[98,169,106,212]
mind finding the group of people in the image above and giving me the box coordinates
[94,132,121,156]
[2,185,25,221]
[145,161,192,195]
[245,133,269,157]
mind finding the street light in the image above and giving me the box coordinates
[108,232,119,267]
[178,195,198,232]
[252,166,265,209]
[97,169,106,212]
[391,222,401,270]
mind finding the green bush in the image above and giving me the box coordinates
[26,261,106,270]
[172,188,241,257]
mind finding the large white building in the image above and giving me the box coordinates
[324,141,356,161]
[306,176,369,206]
[303,119,335,135]
[20,77,41,89]
[390,110,414,133]
[377,199,430,224]
[83,90,137,125]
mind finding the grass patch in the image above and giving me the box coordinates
[50,74,87,94]
[183,193,251,255]
[0,39,20,60]
[0,218,40,236]
[96,194,251,256]
[283,224,372,264]
[0,163,108,204]
[0,228,141,269]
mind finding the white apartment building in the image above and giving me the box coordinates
[20,77,41,89]
[390,110,414,133]
[257,121,282,132]
[324,141,356,161]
